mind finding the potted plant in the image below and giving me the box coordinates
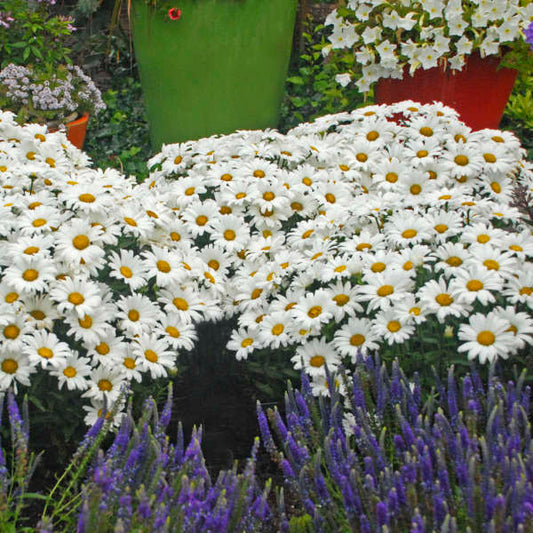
[323,0,533,130]
[0,0,105,148]
[127,0,298,148]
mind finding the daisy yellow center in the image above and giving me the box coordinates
[419,127,433,137]
[466,280,484,291]
[68,292,85,306]
[333,294,349,306]
[339,164,350,171]
[241,338,253,348]
[208,260,220,271]
[26,151,36,160]
[220,206,232,215]
[387,321,401,333]
[4,325,20,339]
[146,210,159,219]
[204,272,215,283]
[123,357,136,369]
[435,224,448,234]
[483,259,499,271]
[454,155,469,166]
[356,243,372,251]
[483,153,496,163]
[174,156,183,165]
[439,194,452,201]
[2,359,18,374]
[30,310,45,320]
[350,334,365,346]
[402,229,417,239]
[446,256,463,267]
[123,217,137,227]
[507,325,518,335]
[73,235,90,250]
[519,287,532,296]
[371,262,386,273]
[263,192,275,201]
[78,315,93,329]
[157,260,171,273]
[5,292,19,303]
[185,187,195,196]
[98,379,113,392]
[385,172,398,183]
[477,234,490,244]
[416,150,428,158]
[356,153,368,163]
[302,230,314,239]
[462,201,475,206]
[120,266,133,278]
[403,261,413,271]
[325,193,336,204]
[79,193,95,203]
[410,184,422,195]
[236,192,247,200]
[127,310,139,322]
[24,246,39,255]
[251,288,263,300]
[37,347,53,359]
[455,134,466,142]
[490,182,501,194]
[291,201,303,211]
[221,173,233,182]
[32,218,47,227]
[165,326,180,338]
[307,306,322,318]
[63,366,77,378]
[252,169,266,179]
[309,355,325,368]
[23,269,39,282]
[144,350,158,363]
[367,131,379,141]
[334,265,347,273]
[509,245,523,252]
[409,307,421,316]
[477,331,495,346]
[224,229,236,241]
[377,285,394,297]
[435,293,453,306]
[28,201,42,210]
[492,136,504,143]
[428,170,437,180]
[173,298,189,311]
[170,232,181,242]
[196,215,208,226]
[272,324,284,336]
[311,253,322,261]
[96,342,110,355]
[302,177,312,186]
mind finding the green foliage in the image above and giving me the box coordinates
[279,17,366,132]
[0,0,74,69]
[84,76,153,181]
[502,71,533,159]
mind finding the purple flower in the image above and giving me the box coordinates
[525,21,533,50]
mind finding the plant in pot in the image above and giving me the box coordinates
[122,0,298,148]
[0,0,106,148]
[323,0,533,130]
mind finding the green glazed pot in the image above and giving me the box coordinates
[131,0,298,148]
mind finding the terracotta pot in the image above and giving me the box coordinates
[65,113,89,149]
[374,53,518,130]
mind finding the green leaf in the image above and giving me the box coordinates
[287,76,305,86]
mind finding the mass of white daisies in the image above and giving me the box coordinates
[0,101,532,423]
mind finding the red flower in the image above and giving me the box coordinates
[168,7,182,20]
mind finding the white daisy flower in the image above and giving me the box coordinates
[333,317,379,358]
[449,265,503,306]
[291,338,341,377]
[108,249,149,290]
[23,330,71,369]
[371,308,415,345]
[417,278,471,323]
[458,312,516,364]
[50,354,91,391]
[0,350,34,392]
[132,334,176,379]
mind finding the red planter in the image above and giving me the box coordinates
[65,113,89,149]
[375,53,518,130]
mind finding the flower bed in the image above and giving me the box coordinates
[0,102,532,423]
